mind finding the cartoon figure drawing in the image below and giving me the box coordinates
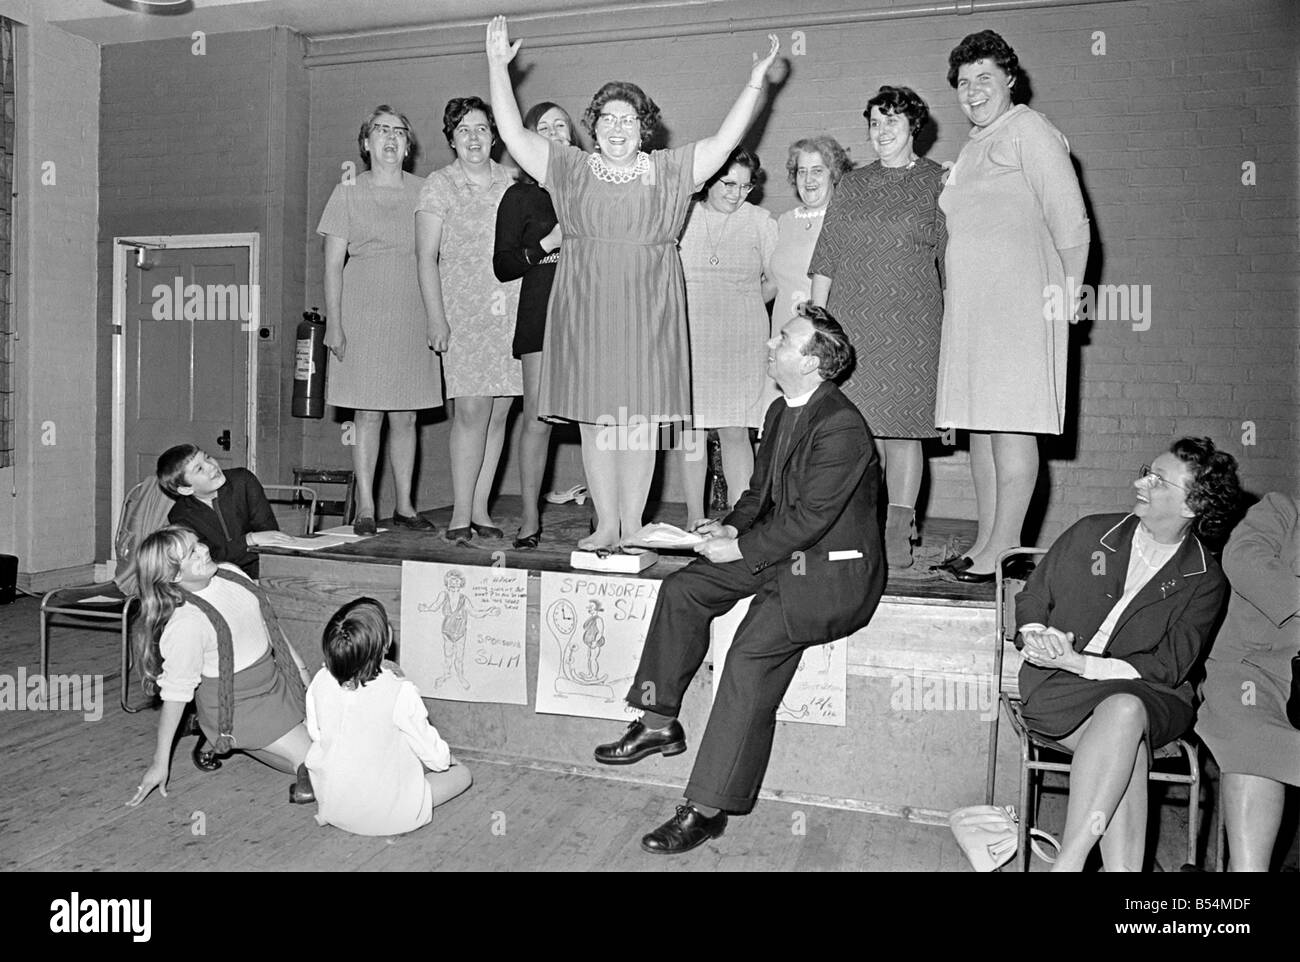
[431,569,500,690]
[548,597,614,699]
[580,601,609,684]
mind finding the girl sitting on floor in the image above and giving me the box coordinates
[127,526,314,807]
[306,598,472,835]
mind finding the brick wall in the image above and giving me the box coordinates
[300,0,1298,541]
[19,0,1293,575]
[0,4,100,580]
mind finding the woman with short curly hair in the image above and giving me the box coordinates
[1013,437,1243,871]
[416,95,522,541]
[808,85,947,568]
[933,30,1091,582]
[486,16,780,549]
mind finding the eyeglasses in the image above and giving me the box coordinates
[718,179,754,194]
[596,113,640,131]
[1137,465,1186,491]
[371,123,409,139]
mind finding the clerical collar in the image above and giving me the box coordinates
[783,386,817,408]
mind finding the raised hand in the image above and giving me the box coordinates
[486,15,522,66]
[750,33,780,85]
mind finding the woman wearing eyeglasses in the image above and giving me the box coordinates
[486,17,780,549]
[1014,437,1242,871]
[319,105,440,535]
[676,147,777,523]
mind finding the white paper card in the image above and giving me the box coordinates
[535,571,661,720]
[399,561,528,705]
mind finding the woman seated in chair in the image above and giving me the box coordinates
[1015,437,1242,871]
[126,526,314,807]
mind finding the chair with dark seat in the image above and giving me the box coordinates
[291,468,354,527]
[986,546,1204,871]
[40,477,173,713]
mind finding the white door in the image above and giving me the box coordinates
[123,245,252,489]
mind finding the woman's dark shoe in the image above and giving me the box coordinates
[470,522,505,539]
[392,512,436,531]
[352,515,378,536]
[952,567,995,584]
[641,804,728,855]
[190,717,222,773]
[594,719,687,765]
[931,554,973,574]
[444,526,473,542]
[513,527,542,549]
[289,763,315,804]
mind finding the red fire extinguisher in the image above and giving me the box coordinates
[292,307,327,418]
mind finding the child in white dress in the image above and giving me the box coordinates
[306,598,472,836]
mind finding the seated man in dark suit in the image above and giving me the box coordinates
[594,304,885,854]
[157,444,290,579]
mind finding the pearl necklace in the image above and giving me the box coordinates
[587,150,650,184]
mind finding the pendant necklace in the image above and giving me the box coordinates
[703,207,734,266]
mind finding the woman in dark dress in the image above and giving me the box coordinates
[808,86,946,569]
[1015,437,1241,871]
[493,101,579,548]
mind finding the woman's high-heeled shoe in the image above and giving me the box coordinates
[545,484,588,506]
[514,527,542,549]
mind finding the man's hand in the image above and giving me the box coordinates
[248,530,292,547]
[694,535,742,563]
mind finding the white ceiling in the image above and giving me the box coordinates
[42,0,712,44]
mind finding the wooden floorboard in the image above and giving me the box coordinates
[5,585,1295,871]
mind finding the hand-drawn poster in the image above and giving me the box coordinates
[710,597,848,726]
[399,561,528,705]
[536,572,660,720]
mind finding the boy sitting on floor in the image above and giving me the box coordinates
[157,444,290,579]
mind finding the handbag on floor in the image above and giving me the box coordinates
[949,805,1060,872]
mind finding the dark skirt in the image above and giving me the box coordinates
[1018,667,1194,749]
[194,648,303,751]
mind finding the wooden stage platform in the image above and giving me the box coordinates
[259,499,1027,820]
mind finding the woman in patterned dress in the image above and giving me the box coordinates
[486,16,781,549]
[677,147,777,522]
[416,97,522,542]
[319,105,439,535]
[933,31,1090,582]
[809,87,946,568]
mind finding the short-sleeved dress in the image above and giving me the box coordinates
[540,143,698,424]
[416,160,522,399]
[316,172,441,410]
[679,200,778,429]
[807,160,947,439]
[935,105,1090,435]
[768,206,825,330]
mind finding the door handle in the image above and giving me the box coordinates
[216,429,231,452]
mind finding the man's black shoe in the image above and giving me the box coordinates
[593,719,686,765]
[641,804,727,854]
